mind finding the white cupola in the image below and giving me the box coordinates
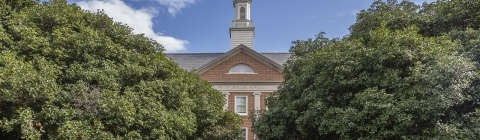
[230,0,255,49]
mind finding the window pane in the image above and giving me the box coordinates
[240,7,245,19]
[236,97,246,113]
[229,64,254,73]
[237,105,246,113]
[237,128,246,140]
[236,97,246,104]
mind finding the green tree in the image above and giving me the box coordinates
[424,0,480,36]
[349,0,425,39]
[349,0,480,38]
[252,24,480,139]
[349,1,480,127]
[253,1,480,138]
[0,0,241,139]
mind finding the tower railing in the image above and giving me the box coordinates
[230,20,254,28]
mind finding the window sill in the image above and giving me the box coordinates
[237,113,248,116]
[226,73,258,74]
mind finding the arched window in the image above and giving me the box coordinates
[229,64,255,74]
[240,7,245,19]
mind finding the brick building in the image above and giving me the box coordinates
[167,0,290,139]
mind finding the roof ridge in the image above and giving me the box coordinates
[166,53,225,54]
[166,52,290,54]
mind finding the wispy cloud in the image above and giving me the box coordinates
[75,0,187,52]
[410,0,436,4]
[155,0,197,16]
[350,10,359,16]
[336,10,359,17]
[336,13,346,17]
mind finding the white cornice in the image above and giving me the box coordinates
[212,84,280,91]
[209,81,283,84]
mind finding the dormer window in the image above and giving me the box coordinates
[228,64,256,74]
[240,7,245,19]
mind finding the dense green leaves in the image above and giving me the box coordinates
[0,0,241,139]
[252,0,480,139]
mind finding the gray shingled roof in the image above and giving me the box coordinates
[261,53,291,66]
[166,53,291,71]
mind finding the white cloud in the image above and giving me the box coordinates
[155,0,196,16]
[411,0,436,4]
[350,10,359,16]
[335,10,359,17]
[336,12,346,17]
[75,0,187,52]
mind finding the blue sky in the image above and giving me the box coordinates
[68,0,435,53]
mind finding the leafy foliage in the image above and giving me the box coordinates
[252,0,480,139]
[0,0,241,139]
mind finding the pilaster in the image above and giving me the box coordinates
[253,92,262,111]
[223,92,230,110]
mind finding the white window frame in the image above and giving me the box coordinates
[240,7,246,19]
[235,96,248,116]
[227,63,257,74]
[237,127,248,140]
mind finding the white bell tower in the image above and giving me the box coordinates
[230,0,254,49]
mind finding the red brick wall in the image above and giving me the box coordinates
[199,52,283,140]
[228,92,254,140]
[200,52,284,81]
[226,92,272,140]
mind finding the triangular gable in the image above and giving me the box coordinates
[195,44,284,74]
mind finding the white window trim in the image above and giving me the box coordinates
[235,96,248,116]
[240,7,246,19]
[227,64,257,74]
[239,127,248,140]
[226,72,258,75]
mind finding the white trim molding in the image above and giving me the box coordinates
[239,127,248,140]
[228,63,255,74]
[253,92,262,111]
[223,92,230,110]
[235,96,248,116]
[213,84,280,91]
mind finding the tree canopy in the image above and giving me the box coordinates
[0,0,241,139]
[252,0,480,139]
